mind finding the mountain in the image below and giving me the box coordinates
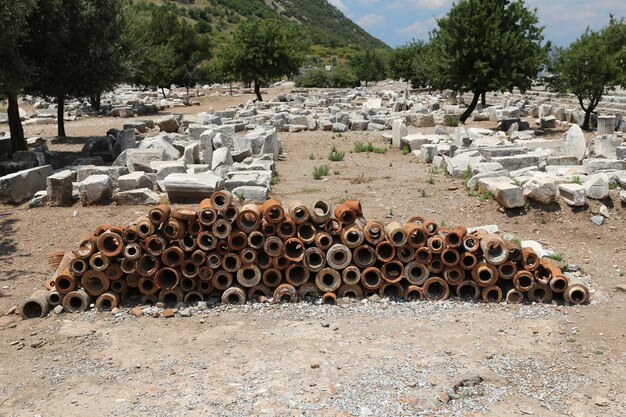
[133,0,389,59]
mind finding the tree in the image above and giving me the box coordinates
[387,40,429,89]
[0,0,37,152]
[428,0,548,123]
[549,18,625,130]
[226,20,304,101]
[26,0,128,137]
[351,50,387,86]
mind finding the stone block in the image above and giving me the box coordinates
[157,116,180,133]
[411,114,435,128]
[163,173,224,202]
[523,178,558,204]
[118,171,153,192]
[559,183,586,206]
[125,149,165,173]
[491,155,539,171]
[225,170,272,190]
[46,169,74,207]
[350,120,369,131]
[139,134,180,160]
[113,188,161,205]
[231,186,269,202]
[540,115,557,129]
[392,119,407,148]
[78,174,113,205]
[0,165,53,204]
[444,151,485,178]
[76,166,128,185]
[582,173,609,199]
[478,178,525,208]
[212,147,234,170]
[591,134,622,159]
[561,125,586,161]
[421,144,438,163]
[123,121,148,133]
[583,158,626,175]
[156,161,187,181]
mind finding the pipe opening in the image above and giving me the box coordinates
[478,269,493,283]
[70,296,83,310]
[314,201,329,216]
[243,268,255,280]
[447,234,460,246]
[405,290,420,302]
[180,277,195,291]
[462,255,475,268]
[518,275,532,288]
[340,211,356,224]
[124,230,138,242]
[250,234,264,247]
[408,265,426,281]
[231,235,246,248]
[488,245,504,259]
[224,207,238,221]
[198,234,213,248]
[355,248,374,265]
[48,293,60,304]
[417,250,430,262]
[501,264,515,277]
[149,211,163,223]
[138,256,156,273]
[139,224,150,235]
[368,226,382,240]
[240,213,258,229]
[333,251,346,262]
[200,210,216,224]
[224,256,237,270]
[448,269,461,281]
[391,232,405,245]
[299,225,315,240]
[207,254,220,267]
[227,294,241,304]
[93,257,105,268]
[553,279,566,291]
[268,241,280,252]
[184,262,197,274]
[322,273,335,287]
[191,252,204,264]
[100,299,113,310]
[322,295,336,305]
[186,293,203,304]
[293,208,307,221]
[72,260,86,273]
[507,291,522,303]
[268,207,282,220]
[265,271,281,285]
[570,289,585,303]
[427,282,444,299]
[216,275,229,286]
[308,252,323,267]
[285,240,303,259]
[214,195,226,207]
[156,269,177,289]
[279,223,295,236]
[384,263,402,279]
[534,288,546,300]
[319,236,331,247]
[163,292,178,306]
[364,271,380,287]
[141,280,154,292]
[525,255,538,267]
[166,251,181,265]
[275,257,288,269]
[86,276,104,291]
[346,231,360,243]
[262,224,276,235]
[430,259,443,271]
[486,289,500,302]
[111,281,124,292]
[198,281,211,292]
[383,285,401,298]
[242,251,255,263]
[443,251,458,264]
[279,295,291,303]
[343,290,358,298]
[430,239,442,250]
[148,239,163,253]
[459,285,478,300]
[345,270,358,282]
[22,301,43,319]
[377,244,393,259]
[288,266,307,284]
[216,224,227,235]
[164,224,176,237]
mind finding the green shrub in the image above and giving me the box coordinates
[329,66,359,88]
[313,164,330,179]
[328,146,345,161]
[401,145,410,155]
[295,69,331,88]
[354,141,387,154]
[445,115,459,127]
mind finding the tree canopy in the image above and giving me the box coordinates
[428,0,548,122]
[351,50,387,86]
[387,41,430,89]
[225,19,304,101]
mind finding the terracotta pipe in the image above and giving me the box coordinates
[237,265,262,288]
[197,231,217,251]
[324,218,343,237]
[343,200,363,217]
[406,214,426,225]
[444,266,465,286]
[223,205,239,223]
[216,240,230,256]
[76,233,96,259]
[264,236,283,257]
[273,283,297,303]
[222,253,242,273]
[288,200,310,224]
[322,292,337,305]
[441,248,460,267]
[423,277,450,301]
[480,234,508,265]
[81,270,109,297]
[261,198,286,224]
[381,260,404,283]
[428,256,444,274]
[148,204,171,226]
[240,248,257,265]
[190,249,206,266]
[210,190,233,212]
[96,232,124,258]
[179,275,197,292]
[162,246,185,267]
[205,252,222,269]
[123,242,142,260]
[549,275,569,294]
[308,200,332,224]
[385,221,408,247]
[172,207,197,221]
[338,284,363,299]
[459,252,478,270]
[122,225,139,243]
[198,265,213,282]
[326,244,352,269]
[135,254,161,276]
[303,247,327,272]
[314,232,333,251]
[284,238,305,262]
[513,270,535,292]
[528,284,553,303]
[95,292,119,312]
[212,219,232,239]
[159,287,184,306]
[507,241,522,263]
[125,273,140,288]
[396,245,415,263]
[535,258,559,285]
[342,266,361,285]
[237,204,262,233]
[144,234,167,257]
[361,267,383,291]
[109,278,127,294]
[262,268,283,288]
[277,215,297,239]
[154,267,180,290]
[364,220,385,245]
[334,203,357,225]
[563,276,590,305]
[184,291,205,305]
[505,288,525,304]
[121,287,141,306]
[375,240,396,263]
[248,284,272,302]
[295,223,316,244]
[445,226,467,248]
[181,260,199,279]
[414,247,432,264]
[340,224,365,248]
[89,252,110,271]
[187,221,203,237]
[271,255,290,271]
[46,290,63,307]
[136,217,155,239]
[462,234,480,252]
[521,248,539,271]
[353,244,376,268]
[197,279,213,295]
[228,230,248,251]
[213,271,233,291]
[62,289,90,313]
[315,268,341,292]
[20,290,50,319]
[498,261,518,280]
[404,285,424,302]
[140,294,158,306]
[104,264,123,282]
[198,198,218,226]
[221,287,246,305]
[404,261,430,285]
[163,218,186,240]
[471,262,499,287]
[286,264,310,287]
[257,250,272,270]
[426,235,446,254]
[248,231,265,249]
[422,219,439,236]
[261,219,277,236]
[379,282,404,299]
[70,258,88,276]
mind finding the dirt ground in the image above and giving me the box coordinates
[0,88,625,416]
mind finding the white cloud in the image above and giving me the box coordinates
[328,0,349,14]
[357,0,380,5]
[358,13,387,29]
[397,17,438,36]
[390,0,452,10]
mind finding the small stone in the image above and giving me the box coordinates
[613,284,626,292]
[111,307,119,314]
[163,308,175,318]
[440,390,450,403]
[594,396,609,406]
[155,302,165,308]
[131,306,143,317]
[591,215,604,226]
[332,324,339,331]
[599,205,610,218]
[321,322,330,328]
[7,306,17,315]
[367,294,381,302]
[310,363,320,369]
[53,305,64,315]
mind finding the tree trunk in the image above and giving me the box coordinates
[254,79,263,102]
[7,93,27,153]
[576,94,597,131]
[89,93,101,111]
[582,110,592,131]
[161,87,167,100]
[481,91,486,106]
[229,83,233,96]
[57,94,66,137]
[459,90,482,124]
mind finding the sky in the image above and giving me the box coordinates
[327,0,626,48]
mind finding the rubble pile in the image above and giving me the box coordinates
[20,196,590,319]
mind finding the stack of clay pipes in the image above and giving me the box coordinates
[20,192,590,319]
